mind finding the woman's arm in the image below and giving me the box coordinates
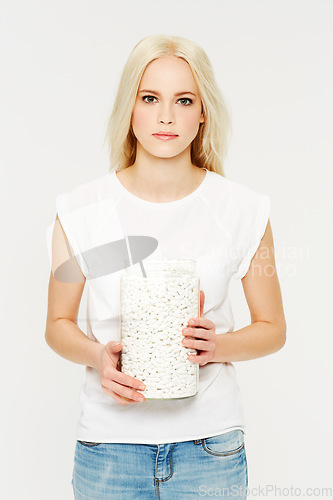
[211,218,287,362]
[45,215,104,369]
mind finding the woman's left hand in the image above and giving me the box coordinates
[182,290,217,366]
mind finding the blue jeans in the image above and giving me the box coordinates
[72,429,248,499]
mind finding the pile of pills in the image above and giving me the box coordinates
[120,259,200,399]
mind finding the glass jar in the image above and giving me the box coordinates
[119,259,200,399]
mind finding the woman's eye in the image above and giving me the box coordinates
[178,98,193,105]
[142,95,157,103]
[142,96,193,105]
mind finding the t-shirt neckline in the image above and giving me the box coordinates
[112,168,209,207]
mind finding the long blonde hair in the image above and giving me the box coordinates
[103,34,232,177]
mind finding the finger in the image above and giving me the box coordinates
[187,316,215,329]
[183,327,212,340]
[111,370,146,391]
[183,338,214,351]
[105,341,123,357]
[102,386,138,405]
[120,396,138,404]
[188,352,211,364]
[105,380,146,402]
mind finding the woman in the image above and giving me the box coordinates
[46,34,286,499]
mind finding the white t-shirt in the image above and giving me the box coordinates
[51,167,270,444]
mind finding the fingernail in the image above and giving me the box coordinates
[139,385,145,390]
[189,320,195,325]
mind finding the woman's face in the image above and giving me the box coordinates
[131,55,205,159]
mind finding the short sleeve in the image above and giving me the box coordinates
[232,194,270,280]
[55,193,89,278]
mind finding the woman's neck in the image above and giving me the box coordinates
[117,163,205,203]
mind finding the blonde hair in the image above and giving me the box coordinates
[103,34,232,177]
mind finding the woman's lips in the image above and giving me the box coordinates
[153,134,178,141]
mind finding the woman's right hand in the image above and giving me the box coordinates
[96,341,146,405]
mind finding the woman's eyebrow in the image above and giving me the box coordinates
[138,89,196,97]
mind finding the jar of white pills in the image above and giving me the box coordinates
[119,259,200,400]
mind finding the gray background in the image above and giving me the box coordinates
[1,0,332,498]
